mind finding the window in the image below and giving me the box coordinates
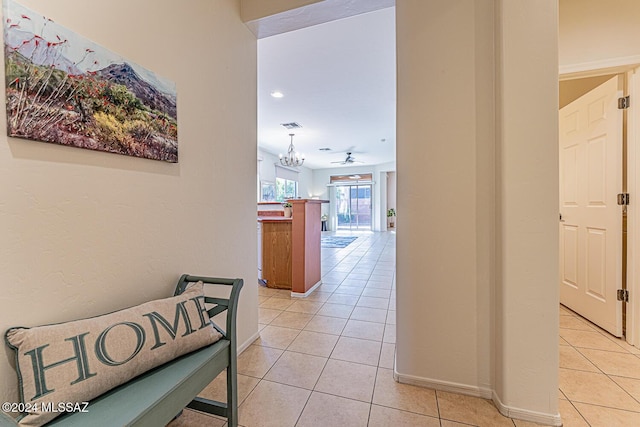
[276,177,297,201]
[329,173,373,230]
[335,184,372,230]
[275,165,299,202]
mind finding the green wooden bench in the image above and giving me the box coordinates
[1,274,243,427]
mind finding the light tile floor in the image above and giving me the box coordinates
[557,305,640,427]
[169,231,640,427]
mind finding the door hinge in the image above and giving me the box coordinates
[619,96,630,109]
[617,289,629,303]
[617,193,630,205]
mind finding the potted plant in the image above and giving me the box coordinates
[387,208,396,228]
[283,202,293,218]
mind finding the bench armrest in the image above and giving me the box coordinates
[173,274,243,347]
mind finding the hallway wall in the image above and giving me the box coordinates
[559,0,640,70]
[0,0,259,407]
[494,0,559,420]
[395,0,492,396]
[396,0,559,424]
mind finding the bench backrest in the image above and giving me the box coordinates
[173,275,243,345]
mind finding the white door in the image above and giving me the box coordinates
[559,75,624,337]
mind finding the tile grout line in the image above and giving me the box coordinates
[564,398,593,427]
[253,232,396,426]
[291,355,330,427]
[560,314,640,422]
[560,334,607,421]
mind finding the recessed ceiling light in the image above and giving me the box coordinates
[270,91,284,98]
[281,122,302,129]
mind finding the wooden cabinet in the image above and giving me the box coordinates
[258,199,328,293]
[257,221,262,280]
[259,218,292,289]
[290,199,324,295]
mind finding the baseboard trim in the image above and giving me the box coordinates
[393,370,562,426]
[492,391,562,427]
[291,280,322,298]
[393,370,492,399]
[237,331,261,355]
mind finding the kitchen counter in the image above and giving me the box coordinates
[257,199,328,295]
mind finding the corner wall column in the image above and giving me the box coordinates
[494,0,560,424]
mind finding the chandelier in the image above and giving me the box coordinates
[279,133,305,167]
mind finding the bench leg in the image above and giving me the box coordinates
[227,356,238,427]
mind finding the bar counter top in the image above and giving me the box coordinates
[257,216,292,222]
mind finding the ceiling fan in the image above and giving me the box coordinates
[331,152,364,165]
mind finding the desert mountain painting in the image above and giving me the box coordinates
[3,0,178,162]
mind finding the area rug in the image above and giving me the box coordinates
[321,236,358,248]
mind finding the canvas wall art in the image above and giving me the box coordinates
[3,0,178,162]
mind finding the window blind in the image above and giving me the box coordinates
[275,164,300,181]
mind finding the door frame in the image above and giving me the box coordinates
[561,61,639,348]
[333,182,374,231]
[627,67,640,348]
[326,180,376,232]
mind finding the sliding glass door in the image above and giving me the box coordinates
[335,184,372,230]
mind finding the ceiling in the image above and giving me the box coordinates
[257,6,396,170]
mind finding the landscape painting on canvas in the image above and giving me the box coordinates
[3,0,178,162]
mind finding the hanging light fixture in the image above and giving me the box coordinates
[279,133,305,167]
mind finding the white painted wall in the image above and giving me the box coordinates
[559,0,640,71]
[494,0,559,422]
[241,0,322,22]
[0,0,258,408]
[258,148,313,200]
[386,171,396,229]
[386,172,397,210]
[312,162,395,231]
[396,0,489,395]
[396,0,559,424]
[298,166,314,199]
[377,162,395,232]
